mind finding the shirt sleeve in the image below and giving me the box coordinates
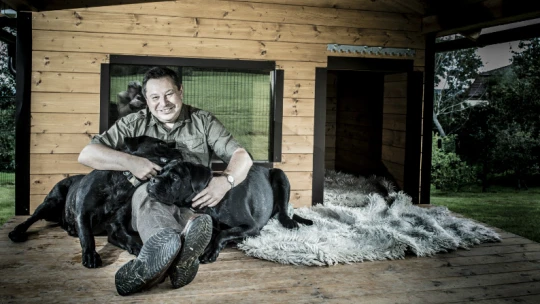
[90,115,136,150]
[204,113,243,163]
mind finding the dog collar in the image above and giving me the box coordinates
[123,171,142,187]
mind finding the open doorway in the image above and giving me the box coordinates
[313,57,422,205]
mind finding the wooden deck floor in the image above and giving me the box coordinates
[1,216,540,303]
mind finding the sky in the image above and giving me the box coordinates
[476,41,521,72]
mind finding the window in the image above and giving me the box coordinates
[100,56,283,164]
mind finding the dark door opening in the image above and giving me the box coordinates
[325,70,384,178]
[313,57,422,205]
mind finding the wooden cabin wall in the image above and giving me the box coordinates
[29,0,426,212]
[381,73,409,189]
[325,71,337,170]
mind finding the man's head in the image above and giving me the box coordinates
[142,67,183,124]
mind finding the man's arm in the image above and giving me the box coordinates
[78,143,161,180]
[191,147,253,209]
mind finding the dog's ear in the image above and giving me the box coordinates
[185,163,212,193]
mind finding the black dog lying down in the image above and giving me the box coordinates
[9,136,183,268]
[147,161,313,263]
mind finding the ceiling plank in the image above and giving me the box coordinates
[0,0,40,11]
[434,22,540,52]
[38,0,173,11]
[423,0,540,35]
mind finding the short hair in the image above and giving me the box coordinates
[127,81,141,91]
[142,67,181,96]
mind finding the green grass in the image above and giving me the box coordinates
[431,185,540,242]
[0,172,15,186]
[0,185,15,226]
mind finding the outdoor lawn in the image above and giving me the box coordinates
[431,185,540,243]
[0,184,14,227]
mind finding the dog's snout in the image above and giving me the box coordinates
[150,177,157,184]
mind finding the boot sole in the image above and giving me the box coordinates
[115,228,181,296]
[170,215,212,289]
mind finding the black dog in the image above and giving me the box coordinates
[9,136,184,268]
[147,161,313,263]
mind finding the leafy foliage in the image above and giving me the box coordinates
[455,38,540,189]
[434,36,482,136]
[0,34,16,172]
[431,133,477,192]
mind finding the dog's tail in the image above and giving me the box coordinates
[269,169,313,229]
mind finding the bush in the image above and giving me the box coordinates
[431,133,477,191]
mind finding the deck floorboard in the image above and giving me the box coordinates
[1,216,539,303]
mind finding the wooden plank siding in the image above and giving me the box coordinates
[382,73,408,189]
[29,0,426,212]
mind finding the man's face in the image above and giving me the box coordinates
[145,77,183,124]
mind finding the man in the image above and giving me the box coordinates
[78,66,253,296]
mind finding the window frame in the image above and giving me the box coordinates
[100,55,283,168]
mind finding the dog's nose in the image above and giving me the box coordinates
[150,177,157,184]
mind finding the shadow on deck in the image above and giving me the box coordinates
[1,216,540,303]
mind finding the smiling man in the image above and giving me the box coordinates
[78,66,253,296]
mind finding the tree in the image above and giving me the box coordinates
[457,38,540,190]
[0,29,16,172]
[434,36,483,136]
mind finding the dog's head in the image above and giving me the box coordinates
[123,136,184,166]
[147,160,213,206]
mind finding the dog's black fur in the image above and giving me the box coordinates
[147,161,313,263]
[9,136,184,268]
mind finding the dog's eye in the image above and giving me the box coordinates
[171,173,180,181]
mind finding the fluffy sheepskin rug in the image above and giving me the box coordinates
[237,170,501,266]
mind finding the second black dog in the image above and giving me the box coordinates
[9,136,184,268]
[147,161,313,263]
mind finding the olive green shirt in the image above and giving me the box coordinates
[90,104,242,166]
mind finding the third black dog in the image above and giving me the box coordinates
[146,161,313,263]
[9,136,184,268]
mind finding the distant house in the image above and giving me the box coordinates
[466,64,513,105]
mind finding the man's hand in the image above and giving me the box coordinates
[192,176,230,209]
[124,155,162,180]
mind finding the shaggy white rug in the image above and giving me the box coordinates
[237,170,501,266]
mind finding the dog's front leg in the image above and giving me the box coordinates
[107,222,143,256]
[75,213,102,268]
[200,225,259,264]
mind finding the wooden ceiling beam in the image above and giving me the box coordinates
[39,0,172,11]
[0,0,40,11]
[434,22,540,52]
[423,0,540,35]
[0,17,17,27]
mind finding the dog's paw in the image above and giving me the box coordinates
[199,248,219,264]
[279,217,299,229]
[82,251,102,268]
[127,244,142,256]
[65,225,78,237]
[8,230,28,243]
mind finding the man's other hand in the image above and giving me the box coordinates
[191,176,230,209]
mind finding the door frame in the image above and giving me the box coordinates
[312,57,417,205]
